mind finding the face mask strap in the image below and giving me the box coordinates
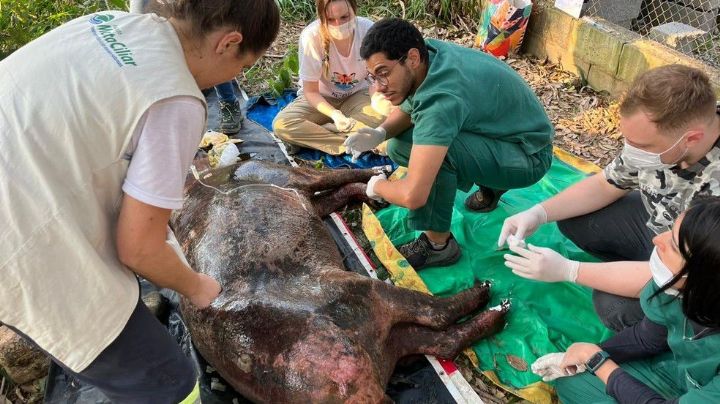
[658,132,689,164]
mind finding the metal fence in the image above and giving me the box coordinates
[582,0,720,66]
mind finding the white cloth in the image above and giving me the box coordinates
[298,17,373,99]
[0,11,205,372]
[123,96,206,209]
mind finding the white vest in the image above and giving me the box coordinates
[0,11,205,372]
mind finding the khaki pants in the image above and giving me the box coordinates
[272,90,386,155]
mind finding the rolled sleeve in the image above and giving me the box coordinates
[604,155,640,190]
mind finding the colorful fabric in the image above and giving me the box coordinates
[475,0,532,59]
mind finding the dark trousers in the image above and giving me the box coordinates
[10,294,197,403]
[558,191,654,332]
[386,128,552,232]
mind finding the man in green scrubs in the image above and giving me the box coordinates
[345,18,553,270]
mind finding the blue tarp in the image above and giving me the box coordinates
[246,89,398,170]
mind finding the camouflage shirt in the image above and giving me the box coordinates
[604,138,720,234]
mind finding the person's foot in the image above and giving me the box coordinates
[283,142,302,155]
[216,100,243,134]
[465,186,507,212]
[397,233,461,270]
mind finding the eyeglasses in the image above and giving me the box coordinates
[366,55,406,87]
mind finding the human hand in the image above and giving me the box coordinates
[366,173,387,201]
[186,273,222,308]
[343,126,386,155]
[560,343,602,370]
[531,352,586,382]
[330,110,356,132]
[497,204,547,247]
[504,244,580,282]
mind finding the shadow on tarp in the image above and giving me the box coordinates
[44,103,455,404]
[246,89,398,171]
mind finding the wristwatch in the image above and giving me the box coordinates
[586,350,611,374]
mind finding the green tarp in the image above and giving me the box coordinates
[376,157,614,389]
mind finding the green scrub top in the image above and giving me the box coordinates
[399,38,553,155]
[640,281,720,402]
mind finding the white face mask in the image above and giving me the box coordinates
[327,18,356,40]
[621,135,687,170]
[649,247,683,296]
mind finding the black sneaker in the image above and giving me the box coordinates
[216,100,243,134]
[397,233,461,270]
[464,186,507,212]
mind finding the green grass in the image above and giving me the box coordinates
[276,0,485,25]
[0,0,127,59]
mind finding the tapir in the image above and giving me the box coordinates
[171,160,508,403]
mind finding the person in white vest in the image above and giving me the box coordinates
[0,0,279,402]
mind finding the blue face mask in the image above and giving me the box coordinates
[649,247,685,296]
[621,135,688,170]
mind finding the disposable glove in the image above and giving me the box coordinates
[366,173,387,201]
[504,244,580,282]
[531,352,586,382]
[497,204,547,247]
[343,126,386,155]
[330,110,356,132]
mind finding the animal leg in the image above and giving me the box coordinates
[289,166,387,193]
[387,301,510,362]
[311,183,384,217]
[369,281,491,330]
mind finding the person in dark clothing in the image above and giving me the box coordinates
[531,197,720,403]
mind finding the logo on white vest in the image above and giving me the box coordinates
[90,14,114,25]
[89,14,137,67]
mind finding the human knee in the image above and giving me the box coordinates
[557,216,583,243]
[592,290,643,332]
[272,114,296,141]
[554,373,610,404]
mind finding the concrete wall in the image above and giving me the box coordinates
[521,6,720,97]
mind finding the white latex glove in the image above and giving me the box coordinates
[497,204,547,247]
[504,244,579,283]
[350,150,363,163]
[531,352,586,382]
[343,126,386,155]
[366,173,387,201]
[216,143,240,168]
[370,92,393,116]
[330,110,356,132]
